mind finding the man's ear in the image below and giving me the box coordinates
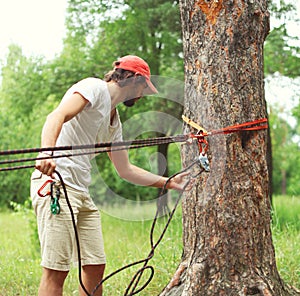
[133,75,146,87]
[118,74,135,88]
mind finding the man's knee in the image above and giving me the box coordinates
[82,264,105,278]
[41,267,69,286]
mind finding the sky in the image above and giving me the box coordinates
[0,0,298,60]
[0,0,68,60]
[0,0,299,123]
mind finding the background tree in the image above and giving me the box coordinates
[264,25,300,78]
[0,44,53,206]
[160,0,300,295]
[64,0,185,209]
[264,0,300,198]
[269,105,300,195]
[93,0,184,209]
[265,0,300,77]
[0,0,299,291]
[1,0,299,208]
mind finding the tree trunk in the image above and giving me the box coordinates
[160,0,299,295]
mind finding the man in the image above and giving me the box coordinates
[31,55,188,296]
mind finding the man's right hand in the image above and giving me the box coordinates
[35,152,56,178]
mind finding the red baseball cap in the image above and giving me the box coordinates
[115,55,158,95]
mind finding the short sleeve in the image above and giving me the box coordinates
[70,78,104,108]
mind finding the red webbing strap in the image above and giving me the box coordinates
[209,118,268,135]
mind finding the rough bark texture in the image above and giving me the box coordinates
[160,0,300,295]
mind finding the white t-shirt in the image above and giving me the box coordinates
[55,78,123,192]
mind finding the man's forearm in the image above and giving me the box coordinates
[120,163,167,188]
[41,111,65,149]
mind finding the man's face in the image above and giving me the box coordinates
[123,80,147,107]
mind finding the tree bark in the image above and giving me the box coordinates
[160,0,300,295]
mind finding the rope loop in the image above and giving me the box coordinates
[0,119,268,294]
[124,265,155,296]
[53,159,202,296]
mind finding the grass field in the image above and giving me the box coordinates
[0,195,299,296]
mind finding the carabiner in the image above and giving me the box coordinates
[50,182,61,215]
[38,179,55,197]
[198,153,210,172]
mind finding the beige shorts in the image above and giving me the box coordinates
[30,170,106,271]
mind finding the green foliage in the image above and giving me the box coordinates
[264,0,300,108]
[269,105,300,195]
[0,0,299,208]
[264,25,300,78]
[264,1,300,198]
[66,0,184,77]
[10,198,40,255]
[268,0,298,20]
[292,99,300,148]
[0,44,54,206]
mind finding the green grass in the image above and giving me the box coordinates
[0,203,183,296]
[272,195,300,231]
[0,196,299,295]
[99,205,183,295]
[0,211,41,296]
[271,195,300,287]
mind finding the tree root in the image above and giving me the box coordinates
[160,262,187,296]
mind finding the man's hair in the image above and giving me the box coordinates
[104,61,146,87]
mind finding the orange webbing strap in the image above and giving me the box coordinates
[209,118,268,135]
[182,116,268,136]
[183,116,268,156]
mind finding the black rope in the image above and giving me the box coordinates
[0,135,203,295]
[0,135,188,173]
[52,160,201,296]
[0,135,187,157]
[82,159,202,296]
[124,159,202,295]
[1,119,268,293]
[54,170,91,296]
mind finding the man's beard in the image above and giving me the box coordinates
[123,98,136,107]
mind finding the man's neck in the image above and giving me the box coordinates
[106,81,126,108]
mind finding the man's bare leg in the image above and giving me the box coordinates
[79,264,105,296]
[38,267,68,296]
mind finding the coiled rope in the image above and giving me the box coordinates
[79,159,201,296]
